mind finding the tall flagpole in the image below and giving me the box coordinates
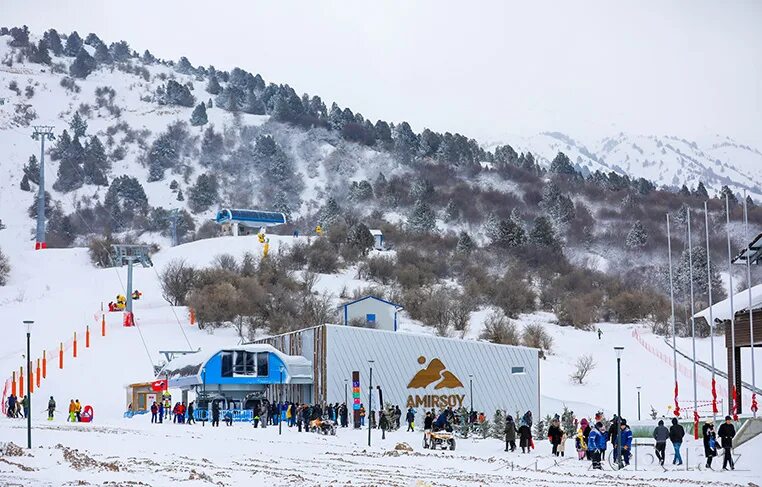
[667,213,680,417]
[687,208,699,435]
[726,194,738,419]
[704,201,717,419]
[743,192,757,417]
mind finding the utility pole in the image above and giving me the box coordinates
[31,126,54,250]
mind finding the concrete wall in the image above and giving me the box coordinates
[344,298,397,332]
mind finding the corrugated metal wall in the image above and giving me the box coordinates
[257,324,540,419]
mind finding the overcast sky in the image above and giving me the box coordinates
[2,0,761,145]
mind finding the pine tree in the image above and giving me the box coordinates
[83,136,109,186]
[190,102,208,126]
[142,50,156,64]
[694,181,709,199]
[745,195,756,209]
[20,175,30,191]
[23,155,39,184]
[625,220,648,248]
[242,90,266,115]
[408,199,436,233]
[109,41,131,62]
[216,85,244,112]
[94,42,113,64]
[561,407,575,436]
[162,80,195,107]
[104,175,149,227]
[69,48,96,79]
[679,184,691,196]
[485,212,501,242]
[495,217,526,248]
[175,56,193,74]
[456,407,470,438]
[529,216,557,247]
[53,136,85,192]
[44,29,64,56]
[64,31,83,56]
[31,39,51,65]
[49,130,71,161]
[206,74,221,95]
[533,416,547,440]
[456,231,475,255]
[176,189,184,201]
[719,185,738,206]
[188,173,219,213]
[319,197,342,227]
[549,152,576,176]
[347,223,375,255]
[69,112,88,139]
[491,409,506,439]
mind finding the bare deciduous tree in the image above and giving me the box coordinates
[569,354,596,384]
[479,311,519,345]
[159,258,196,306]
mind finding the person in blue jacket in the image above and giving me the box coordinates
[615,419,633,466]
[587,421,608,470]
[434,411,449,431]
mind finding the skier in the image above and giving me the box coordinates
[597,328,602,340]
[547,418,563,456]
[211,401,220,427]
[47,396,56,421]
[652,419,669,466]
[702,418,717,469]
[588,422,608,470]
[717,416,735,470]
[504,414,517,452]
[518,420,532,454]
[406,407,415,432]
[669,417,685,465]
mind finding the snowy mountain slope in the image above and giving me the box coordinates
[506,132,762,200]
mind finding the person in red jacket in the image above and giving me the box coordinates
[150,402,158,423]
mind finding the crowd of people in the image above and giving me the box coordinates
[4,393,29,418]
[149,398,195,425]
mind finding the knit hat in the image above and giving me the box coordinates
[725,415,732,421]
[595,421,604,429]
[707,418,714,424]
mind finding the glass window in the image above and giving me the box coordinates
[257,353,269,377]
[234,351,246,374]
[221,351,233,377]
[511,366,525,375]
[366,313,376,323]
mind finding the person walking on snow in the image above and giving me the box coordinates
[588,422,608,470]
[616,419,633,466]
[47,396,56,421]
[504,415,517,452]
[575,422,587,460]
[652,419,669,466]
[406,408,415,431]
[211,401,220,427]
[669,417,685,465]
[717,416,735,470]
[702,418,718,469]
[21,395,29,419]
[359,404,366,427]
[187,402,195,425]
[548,419,563,456]
[74,400,82,422]
[150,402,158,423]
[68,399,76,422]
[518,420,532,454]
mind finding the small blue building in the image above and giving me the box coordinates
[159,344,312,420]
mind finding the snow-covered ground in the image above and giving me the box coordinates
[1,416,759,486]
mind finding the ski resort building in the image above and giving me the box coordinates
[341,295,403,332]
[158,344,312,415]
[254,324,540,421]
[214,209,287,237]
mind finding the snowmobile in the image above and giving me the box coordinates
[424,430,456,450]
[309,417,337,435]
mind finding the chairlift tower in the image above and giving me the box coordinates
[31,126,55,250]
[168,209,181,247]
[111,244,153,326]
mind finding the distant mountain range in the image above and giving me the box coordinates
[503,132,761,200]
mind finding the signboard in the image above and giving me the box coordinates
[352,370,361,428]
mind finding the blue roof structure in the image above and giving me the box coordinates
[215,209,287,227]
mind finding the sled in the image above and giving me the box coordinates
[309,417,337,435]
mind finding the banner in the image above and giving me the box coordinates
[352,371,361,428]
[711,378,718,414]
[151,379,168,392]
[674,382,680,417]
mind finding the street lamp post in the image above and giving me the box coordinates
[636,386,642,421]
[279,366,284,436]
[24,320,33,449]
[344,379,348,407]
[368,360,374,447]
[469,374,474,419]
[614,346,624,469]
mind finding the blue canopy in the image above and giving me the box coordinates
[215,209,287,227]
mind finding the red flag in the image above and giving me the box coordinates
[693,410,700,439]
[732,386,738,421]
[752,393,759,414]
[151,379,167,392]
[711,377,718,414]
[674,381,680,416]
